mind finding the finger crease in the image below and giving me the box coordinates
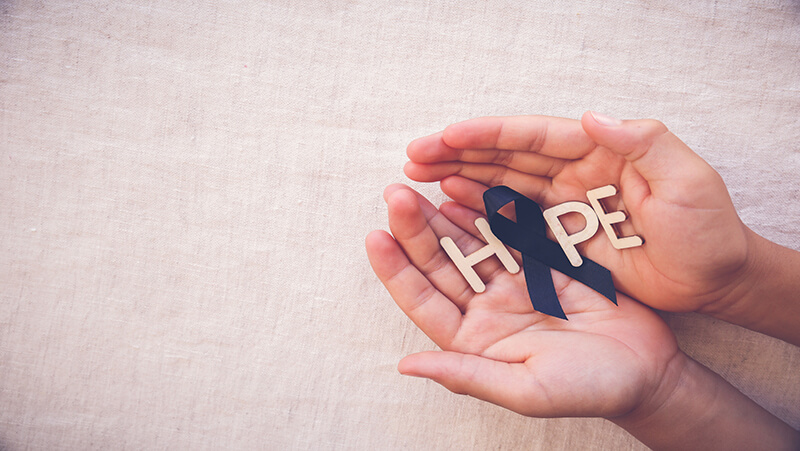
[406,283,438,314]
[419,249,454,276]
[493,150,515,167]
[488,166,509,187]
[528,122,548,153]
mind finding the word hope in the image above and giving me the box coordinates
[440,185,642,293]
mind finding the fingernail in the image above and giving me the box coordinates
[590,111,623,127]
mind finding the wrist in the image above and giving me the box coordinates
[610,352,800,450]
[701,227,800,346]
[699,227,768,321]
[608,350,695,447]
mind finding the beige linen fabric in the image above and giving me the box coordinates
[1,1,799,449]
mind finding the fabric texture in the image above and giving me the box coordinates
[1,1,799,449]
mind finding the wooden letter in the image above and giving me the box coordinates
[440,217,520,293]
[587,185,643,250]
[542,201,599,267]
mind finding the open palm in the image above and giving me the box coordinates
[366,184,681,419]
[404,113,754,313]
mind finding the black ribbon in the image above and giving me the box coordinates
[483,186,617,320]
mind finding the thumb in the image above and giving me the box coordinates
[398,351,541,416]
[581,111,711,185]
[580,111,724,206]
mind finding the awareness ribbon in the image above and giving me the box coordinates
[483,186,617,320]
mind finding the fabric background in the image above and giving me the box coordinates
[2,1,799,449]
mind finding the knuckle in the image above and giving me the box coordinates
[638,119,669,137]
[488,166,508,187]
[492,150,514,167]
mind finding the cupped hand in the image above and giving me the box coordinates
[365,184,682,419]
[404,112,755,314]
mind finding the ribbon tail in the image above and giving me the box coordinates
[522,256,567,320]
[564,259,618,306]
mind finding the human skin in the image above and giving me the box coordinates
[404,112,800,346]
[365,184,800,449]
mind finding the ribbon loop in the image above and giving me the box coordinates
[483,186,617,320]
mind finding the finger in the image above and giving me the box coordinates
[438,200,516,238]
[385,187,503,310]
[437,169,549,207]
[437,201,485,233]
[384,183,439,217]
[438,176,562,242]
[366,231,462,347]
[398,351,544,417]
[385,183,486,231]
[408,133,569,178]
[581,111,721,207]
[442,115,597,159]
[439,176,488,213]
[385,183,507,283]
[404,161,551,199]
[404,161,459,182]
[407,131,461,162]
[438,201,523,266]
[454,149,568,178]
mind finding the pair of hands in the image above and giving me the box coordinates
[366,112,782,434]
